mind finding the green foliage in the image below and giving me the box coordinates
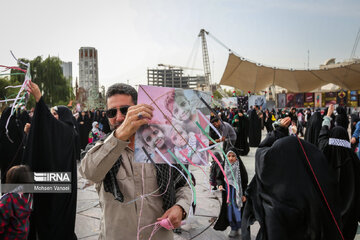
[7,56,72,108]
[212,90,223,100]
[0,76,23,103]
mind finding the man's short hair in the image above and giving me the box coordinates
[210,117,220,123]
[106,83,137,105]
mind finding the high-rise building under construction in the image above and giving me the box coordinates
[147,67,206,90]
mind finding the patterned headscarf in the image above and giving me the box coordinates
[225,150,243,208]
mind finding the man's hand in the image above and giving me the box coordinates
[327,104,334,117]
[27,81,42,102]
[279,117,291,128]
[157,205,184,229]
[351,137,357,144]
[218,185,224,191]
[114,104,154,141]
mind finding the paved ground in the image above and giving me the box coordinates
[75,130,360,240]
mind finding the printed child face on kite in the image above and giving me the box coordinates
[141,125,166,148]
[170,124,188,147]
[173,94,192,121]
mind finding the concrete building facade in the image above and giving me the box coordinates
[147,68,206,89]
[79,47,99,93]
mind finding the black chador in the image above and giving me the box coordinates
[77,112,92,150]
[242,126,342,240]
[304,111,322,146]
[248,109,262,147]
[23,97,77,240]
[0,107,29,183]
[318,126,360,240]
[232,111,250,156]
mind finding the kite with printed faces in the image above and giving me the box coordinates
[134,85,212,166]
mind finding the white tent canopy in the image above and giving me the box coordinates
[219,53,360,93]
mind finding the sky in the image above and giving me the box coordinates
[1,0,359,90]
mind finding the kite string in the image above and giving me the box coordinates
[195,134,230,203]
[136,164,146,239]
[135,164,172,240]
[136,149,195,240]
[165,149,197,206]
[195,121,238,191]
[0,65,26,73]
[197,109,222,138]
[155,148,195,213]
[179,150,211,191]
[4,65,30,143]
[296,137,344,240]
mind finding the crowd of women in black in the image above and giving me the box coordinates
[209,104,360,239]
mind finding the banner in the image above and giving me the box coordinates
[349,90,358,107]
[325,92,337,106]
[295,93,304,108]
[267,100,276,110]
[237,96,248,111]
[249,95,267,109]
[315,92,322,108]
[304,93,314,107]
[286,93,295,107]
[277,93,286,108]
[221,97,238,109]
[336,90,347,106]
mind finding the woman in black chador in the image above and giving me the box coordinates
[232,109,250,156]
[77,111,92,150]
[304,110,323,146]
[248,105,262,147]
[242,117,342,240]
[24,82,77,240]
[318,105,360,240]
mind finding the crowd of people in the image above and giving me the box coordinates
[209,104,360,239]
[0,82,360,240]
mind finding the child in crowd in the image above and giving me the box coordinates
[213,148,248,238]
[88,121,103,143]
[0,165,33,239]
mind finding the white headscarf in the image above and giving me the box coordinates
[92,121,100,136]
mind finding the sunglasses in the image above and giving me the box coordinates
[105,105,130,118]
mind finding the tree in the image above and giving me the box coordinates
[10,56,72,108]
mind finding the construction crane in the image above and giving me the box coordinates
[350,27,360,59]
[198,29,212,90]
[157,63,202,71]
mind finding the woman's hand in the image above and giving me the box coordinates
[327,104,334,117]
[27,81,42,102]
[218,185,224,191]
[242,196,247,202]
